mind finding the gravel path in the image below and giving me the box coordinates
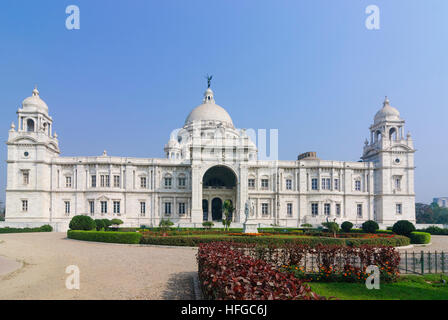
[0,232,197,300]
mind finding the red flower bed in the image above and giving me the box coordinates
[197,242,324,300]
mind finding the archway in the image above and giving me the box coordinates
[202,165,237,222]
[212,198,222,221]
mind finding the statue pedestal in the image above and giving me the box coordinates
[243,223,258,234]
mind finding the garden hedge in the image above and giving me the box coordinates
[67,230,142,244]
[409,232,431,244]
[419,226,448,235]
[139,234,410,247]
[0,225,53,233]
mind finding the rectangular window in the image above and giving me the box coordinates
[89,201,95,216]
[113,175,120,188]
[336,203,341,217]
[326,178,331,190]
[100,175,110,187]
[178,202,186,215]
[357,204,363,218]
[334,179,339,190]
[140,202,146,217]
[286,179,292,190]
[395,177,401,190]
[64,201,71,216]
[355,180,361,191]
[261,179,269,189]
[164,202,172,215]
[311,178,318,190]
[101,201,107,214]
[396,203,402,215]
[140,177,147,189]
[324,203,330,216]
[248,179,255,189]
[23,171,29,185]
[287,203,293,216]
[178,177,186,188]
[261,203,269,215]
[164,177,172,189]
[65,176,72,188]
[311,203,318,216]
[91,175,97,188]
[113,201,120,214]
[22,200,28,212]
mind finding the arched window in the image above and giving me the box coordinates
[27,119,35,132]
[389,127,397,140]
[375,130,382,142]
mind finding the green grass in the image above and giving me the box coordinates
[309,274,448,300]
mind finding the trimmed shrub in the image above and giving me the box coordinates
[67,230,142,244]
[197,242,323,300]
[202,221,214,229]
[139,234,409,247]
[94,219,105,231]
[0,225,53,233]
[409,232,431,244]
[341,221,353,233]
[301,224,313,228]
[69,215,96,231]
[102,219,112,230]
[362,220,379,233]
[110,219,123,226]
[420,226,448,235]
[392,220,416,236]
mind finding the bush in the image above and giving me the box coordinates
[139,234,409,247]
[69,215,96,231]
[301,224,313,228]
[39,224,53,232]
[341,221,353,233]
[94,219,105,231]
[0,225,53,234]
[159,219,174,232]
[362,220,379,233]
[420,226,448,235]
[197,242,323,300]
[409,232,431,244]
[202,221,214,229]
[67,230,142,244]
[392,220,416,236]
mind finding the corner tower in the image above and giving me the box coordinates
[5,87,60,224]
[362,97,415,225]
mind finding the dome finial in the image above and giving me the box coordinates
[383,96,390,107]
[205,74,213,88]
[32,85,39,97]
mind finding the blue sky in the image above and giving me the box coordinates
[0,0,447,204]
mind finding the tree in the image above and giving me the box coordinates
[322,222,339,238]
[159,219,174,235]
[69,215,96,231]
[222,200,234,232]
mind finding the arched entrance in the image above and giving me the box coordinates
[202,165,237,222]
[212,198,222,221]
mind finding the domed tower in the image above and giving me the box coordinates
[5,87,60,224]
[362,97,415,225]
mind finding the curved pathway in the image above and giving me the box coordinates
[0,232,197,300]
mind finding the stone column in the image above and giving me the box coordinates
[190,164,203,223]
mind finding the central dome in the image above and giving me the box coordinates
[184,88,234,127]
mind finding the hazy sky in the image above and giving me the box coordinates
[0,0,447,204]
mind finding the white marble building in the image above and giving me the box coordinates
[2,85,416,231]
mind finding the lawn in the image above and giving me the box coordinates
[309,274,448,300]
